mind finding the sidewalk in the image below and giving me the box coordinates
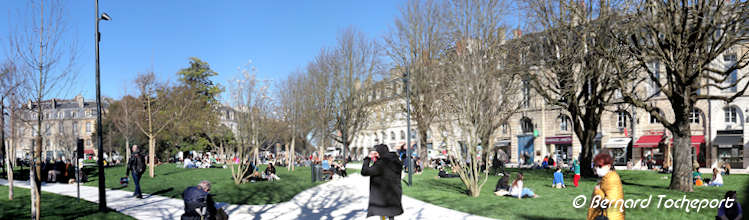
[1,174,495,220]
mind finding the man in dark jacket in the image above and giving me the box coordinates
[126,145,146,199]
[361,144,403,219]
[182,180,217,220]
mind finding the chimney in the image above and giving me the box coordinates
[52,98,57,109]
[76,95,84,108]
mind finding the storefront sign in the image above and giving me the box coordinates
[545,136,572,145]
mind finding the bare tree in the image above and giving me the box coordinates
[278,70,310,171]
[1,59,26,200]
[306,49,338,159]
[519,0,635,177]
[440,0,522,197]
[229,61,273,184]
[133,72,193,178]
[329,27,383,162]
[616,0,749,192]
[8,0,78,217]
[385,0,450,159]
[111,92,137,163]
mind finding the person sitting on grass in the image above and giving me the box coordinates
[493,172,511,196]
[264,163,280,181]
[717,190,743,220]
[692,168,702,184]
[552,167,566,188]
[542,156,549,169]
[708,168,723,187]
[508,172,537,199]
[437,166,460,178]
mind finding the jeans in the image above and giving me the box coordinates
[708,182,723,187]
[511,188,535,198]
[132,171,142,197]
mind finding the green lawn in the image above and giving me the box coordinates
[84,164,322,205]
[0,185,134,220]
[402,168,749,219]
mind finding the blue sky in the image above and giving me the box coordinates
[1,0,520,103]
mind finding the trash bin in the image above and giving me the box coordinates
[311,164,318,183]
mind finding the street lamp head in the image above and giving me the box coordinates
[100,12,111,21]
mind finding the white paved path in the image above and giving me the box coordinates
[1,174,495,220]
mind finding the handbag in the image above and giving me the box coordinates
[594,207,608,220]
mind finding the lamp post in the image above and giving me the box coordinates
[95,0,110,212]
[403,71,413,186]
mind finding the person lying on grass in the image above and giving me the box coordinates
[508,172,537,199]
[552,167,566,188]
[437,166,460,178]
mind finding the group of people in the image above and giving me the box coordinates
[42,157,78,184]
[242,162,281,183]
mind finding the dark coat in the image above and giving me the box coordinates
[361,144,404,217]
[126,151,146,177]
[181,186,216,220]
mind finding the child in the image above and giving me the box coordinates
[552,167,566,188]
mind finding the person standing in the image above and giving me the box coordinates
[573,159,581,187]
[126,145,146,199]
[361,144,403,219]
[587,153,624,220]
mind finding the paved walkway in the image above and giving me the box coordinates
[1,174,494,220]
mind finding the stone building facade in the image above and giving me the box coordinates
[12,95,103,160]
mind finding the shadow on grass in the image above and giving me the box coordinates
[518,214,577,220]
[621,180,667,189]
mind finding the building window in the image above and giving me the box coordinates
[724,54,738,92]
[689,108,701,124]
[381,131,386,142]
[725,106,739,124]
[617,111,629,129]
[521,118,533,133]
[522,78,531,108]
[501,123,508,134]
[400,130,405,140]
[650,108,663,124]
[390,131,396,140]
[559,115,570,131]
[86,122,92,133]
[649,61,661,96]
[86,139,91,147]
[58,111,63,119]
[58,122,63,134]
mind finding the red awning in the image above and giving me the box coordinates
[634,135,664,148]
[84,149,95,154]
[670,135,705,156]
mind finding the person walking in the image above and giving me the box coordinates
[587,153,624,220]
[361,144,403,219]
[126,145,146,199]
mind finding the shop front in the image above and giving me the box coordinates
[634,133,665,167]
[545,135,572,165]
[713,130,744,169]
[517,135,535,165]
[605,137,631,166]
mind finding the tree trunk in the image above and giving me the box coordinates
[290,136,295,171]
[669,120,693,192]
[579,132,596,177]
[419,129,429,160]
[2,100,13,200]
[125,137,130,165]
[149,136,155,178]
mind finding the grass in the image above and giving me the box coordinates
[402,168,749,220]
[83,163,322,205]
[0,185,134,220]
